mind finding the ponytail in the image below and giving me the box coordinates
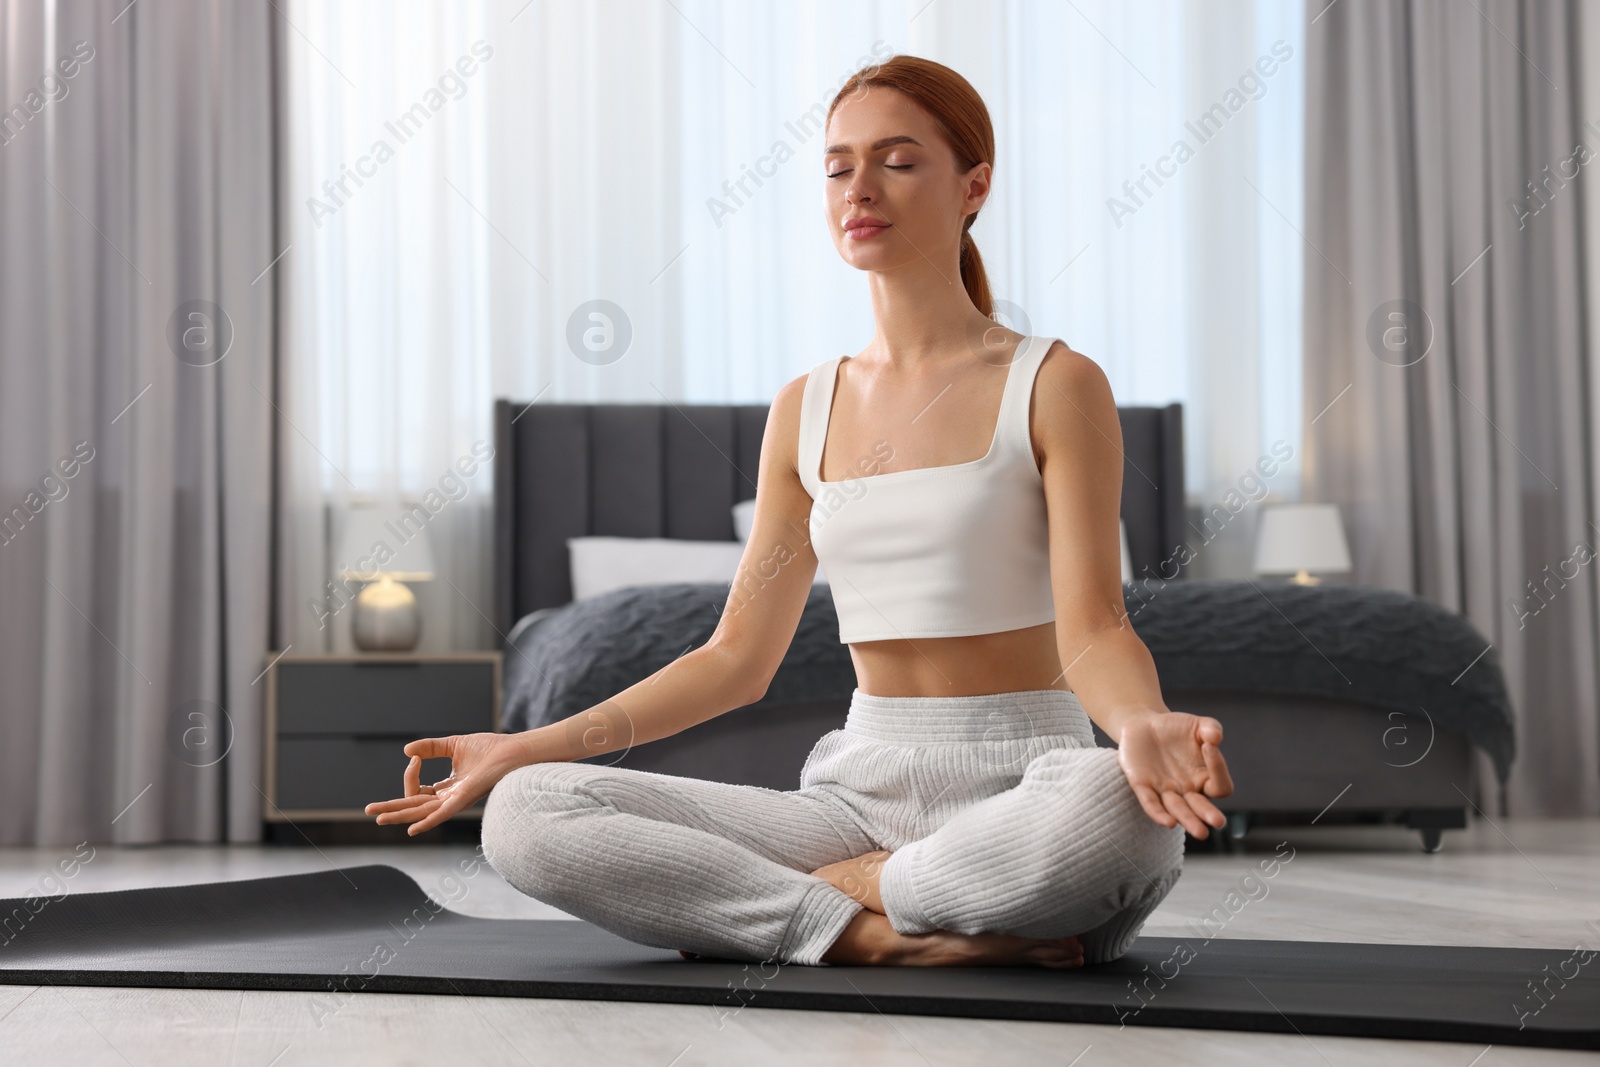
[959,225,993,320]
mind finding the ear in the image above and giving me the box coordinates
[961,159,992,215]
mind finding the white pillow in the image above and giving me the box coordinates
[568,537,747,601]
[1120,518,1134,583]
[732,498,757,542]
[569,534,827,601]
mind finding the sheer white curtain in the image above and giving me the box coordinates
[279,1,498,653]
[278,0,1305,652]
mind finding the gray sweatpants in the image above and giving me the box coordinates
[481,688,1185,966]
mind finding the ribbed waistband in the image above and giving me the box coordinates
[843,688,1095,746]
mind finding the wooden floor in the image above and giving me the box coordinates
[0,816,1595,1066]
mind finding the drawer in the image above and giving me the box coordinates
[272,736,465,814]
[275,660,495,735]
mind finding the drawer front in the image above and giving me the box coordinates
[276,661,495,735]
[273,736,462,813]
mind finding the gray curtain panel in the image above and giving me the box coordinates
[1303,0,1598,816]
[0,1,278,843]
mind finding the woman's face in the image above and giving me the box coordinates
[823,87,988,273]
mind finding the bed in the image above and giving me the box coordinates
[492,397,1514,852]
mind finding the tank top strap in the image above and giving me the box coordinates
[797,355,844,497]
[993,335,1059,466]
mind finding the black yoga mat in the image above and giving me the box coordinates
[0,864,1593,1050]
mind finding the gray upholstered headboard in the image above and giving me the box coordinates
[492,400,1186,640]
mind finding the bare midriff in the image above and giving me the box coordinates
[846,620,1069,698]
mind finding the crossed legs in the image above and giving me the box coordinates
[481,745,1183,967]
[481,760,875,964]
[819,746,1185,964]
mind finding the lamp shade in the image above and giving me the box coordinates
[335,505,437,582]
[1253,503,1351,576]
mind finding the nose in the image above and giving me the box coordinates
[846,182,876,208]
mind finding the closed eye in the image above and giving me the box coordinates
[826,165,913,179]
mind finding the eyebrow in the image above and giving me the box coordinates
[823,134,923,156]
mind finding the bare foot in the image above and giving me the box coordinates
[811,850,892,913]
[821,910,1085,968]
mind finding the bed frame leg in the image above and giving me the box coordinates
[1404,808,1466,853]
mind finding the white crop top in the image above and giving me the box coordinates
[797,334,1059,644]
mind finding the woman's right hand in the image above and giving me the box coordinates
[363,732,536,836]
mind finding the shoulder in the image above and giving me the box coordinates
[1030,341,1120,450]
[764,368,821,468]
[1034,339,1108,396]
[770,356,840,423]
[770,367,817,423]
[1033,341,1114,417]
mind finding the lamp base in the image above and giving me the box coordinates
[1289,569,1322,586]
[352,575,421,651]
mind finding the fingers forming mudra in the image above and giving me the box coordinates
[364,733,528,835]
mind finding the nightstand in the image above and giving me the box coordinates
[262,652,502,824]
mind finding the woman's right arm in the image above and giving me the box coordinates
[365,374,822,834]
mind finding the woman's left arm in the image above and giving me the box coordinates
[1032,342,1234,839]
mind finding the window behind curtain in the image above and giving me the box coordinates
[279,0,1305,651]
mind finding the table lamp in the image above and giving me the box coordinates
[1253,503,1351,586]
[336,506,436,651]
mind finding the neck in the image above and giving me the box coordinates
[861,258,998,370]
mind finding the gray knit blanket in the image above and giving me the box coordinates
[502,579,1514,783]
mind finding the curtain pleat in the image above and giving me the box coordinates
[0,0,278,844]
[1302,0,1599,816]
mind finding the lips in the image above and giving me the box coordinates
[844,217,891,239]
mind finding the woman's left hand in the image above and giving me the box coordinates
[1116,711,1234,838]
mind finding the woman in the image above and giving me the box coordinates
[365,54,1233,969]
